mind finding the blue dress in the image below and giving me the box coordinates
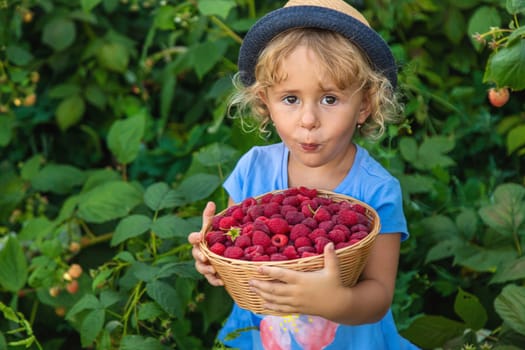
[218,142,419,350]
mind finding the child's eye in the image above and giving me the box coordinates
[322,95,337,105]
[283,96,298,104]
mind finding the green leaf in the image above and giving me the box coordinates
[454,244,516,272]
[96,42,129,73]
[18,217,55,241]
[398,174,435,194]
[120,335,166,350]
[55,95,86,131]
[66,294,102,319]
[20,155,44,181]
[6,45,34,65]
[400,315,466,349]
[138,302,164,321]
[48,83,82,98]
[478,183,525,236]
[456,208,478,240]
[176,173,221,205]
[77,181,143,223]
[153,5,177,30]
[42,17,76,51]
[84,84,107,109]
[187,40,228,79]
[107,114,146,165]
[150,215,192,239]
[467,6,501,51]
[194,143,238,167]
[31,164,86,194]
[111,214,152,246]
[494,284,525,335]
[80,309,105,347]
[454,288,488,330]
[485,40,525,90]
[506,0,525,15]
[444,7,465,45]
[491,256,525,283]
[507,125,525,154]
[0,236,28,292]
[0,113,16,147]
[197,0,236,18]
[144,182,181,211]
[146,280,183,318]
[81,0,102,12]
[425,238,462,263]
[420,215,458,240]
[156,261,200,280]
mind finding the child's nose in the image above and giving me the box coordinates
[299,104,319,130]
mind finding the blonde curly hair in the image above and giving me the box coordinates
[229,28,404,140]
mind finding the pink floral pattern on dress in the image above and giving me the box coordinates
[260,315,338,350]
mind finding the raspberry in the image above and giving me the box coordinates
[252,230,271,248]
[336,241,354,249]
[297,186,317,198]
[206,231,226,246]
[350,203,366,214]
[219,216,237,230]
[318,220,335,232]
[283,188,299,196]
[265,246,278,255]
[290,223,311,241]
[211,215,223,230]
[282,245,299,259]
[241,197,257,209]
[350,231,368,240]
[314,197,331,207]
[294,236,312,249]
[267,217,289,235]
[241,223,255,237]
[280,204,298,217]
[328,202,341,214]
[351,224,369,233]
[282,195,301,207]
[332,224,350,235]
[270,253,288,261]
[263,202,281,217]
[314,236,332,254]
[270,193,285,204]
[301,251,318,258]
[260,193,275,203]
[298,246,315,254]
[230,206,245,221]
[244,245,265,260]
[314,207,332,222]
[247,205,265,221]
[285,211,305,225]
[357,213,369,225]
[210,242,226,255]
[302,217,318,229]
[328,229,346,244]
[253,255,270,261]
[224,246,244,259]
[348,238,361,245]
[308,228,328,241]
[253,219,270,234]
[337,208,359,226]
[271,233,289,247]
[234,235,252,248]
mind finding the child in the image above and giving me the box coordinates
[188,0,419,348]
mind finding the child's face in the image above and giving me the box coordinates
[261,45,370,169]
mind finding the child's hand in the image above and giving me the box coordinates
[188,201,224,286]
[249,242,345,317]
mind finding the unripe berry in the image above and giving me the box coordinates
[67,264,83,279]
[66,280,79,294]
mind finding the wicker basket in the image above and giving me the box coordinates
[199,189,380,316]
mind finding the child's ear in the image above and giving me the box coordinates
[357,93,372,124]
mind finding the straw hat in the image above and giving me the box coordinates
[237,0,398,88]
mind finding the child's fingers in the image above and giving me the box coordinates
[200,201,216,232]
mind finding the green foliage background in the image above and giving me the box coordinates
[0,0,524,349]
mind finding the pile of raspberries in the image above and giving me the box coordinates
[205,187,372,261]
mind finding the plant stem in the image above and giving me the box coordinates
[209,15,243,44]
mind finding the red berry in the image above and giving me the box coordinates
[224,246,244,259]
[271,233,289,248]
[337,209,359,226]
[294,236,312,249]
[270,253,288,261]
[314,207,332,222]
[210,242,226,256]
[66,280,79,294]
[206,231,226,246]
[282,245,299,259]
[488,87,510,107]
[219,216,237,230]
[290,223,311,241]
[267,217,289,235]
[244,245,265,260]
[252,231,271,248]
[234,235,252,248]
[350,231,368,240]
[253,254,270,261]
[328,229,346,244]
